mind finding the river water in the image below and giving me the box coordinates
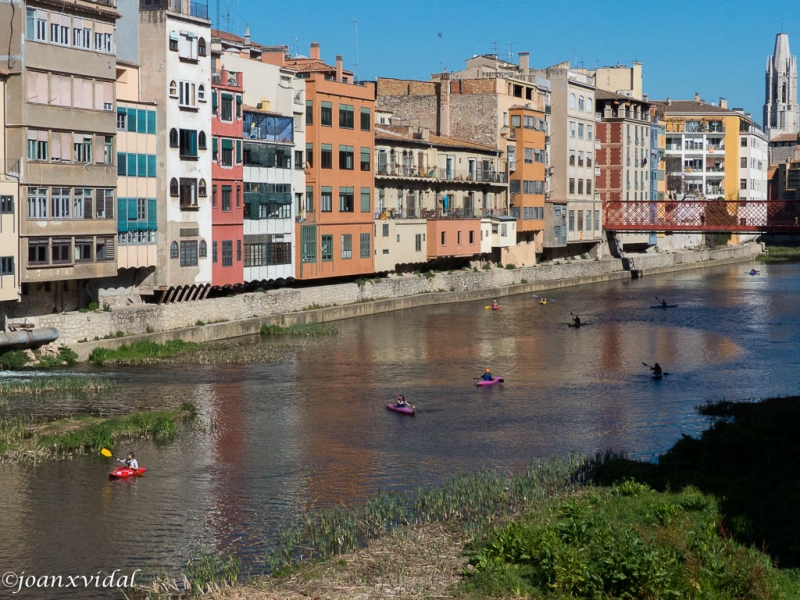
[1,260,799,597]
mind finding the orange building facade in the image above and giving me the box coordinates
[286,45,375,280]
[508,106,547,249]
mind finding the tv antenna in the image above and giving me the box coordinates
[490,40,498,56]
[438,32,444,71]
[507,41,522,63]
[351,19,361,81]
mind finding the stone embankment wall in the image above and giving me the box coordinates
[10,244,761,361]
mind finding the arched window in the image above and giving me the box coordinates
[170,241,179,258]
[169,80,178,98]
[198,131,207,150]
[169,178,178,197]
[578,95,584,111]
[585,97,593,113]
[198,179,207,197]
[169,128,178,147]
[198,37,207,57]
[199,240,207,258]
[569,93,575,109]
[198,84,206,102]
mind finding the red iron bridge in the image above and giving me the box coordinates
[604,200,800,233]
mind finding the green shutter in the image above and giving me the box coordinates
[360,187,370,212]
[222,138,233,150]
[212,137,218,155]
[127,110,136,132]
[137,110,147,133]
[128,198,137,222]
[127,153,137,176]
[221,92,233,100]
[147,154,156,178]
[117,153,126,176]
[236,94,242,104]
[117,198,128,232]
[137,154,147,177]
[236,139,242,163]
[212,91,218,109]
[147,110,156,134]
[147,198,157,230]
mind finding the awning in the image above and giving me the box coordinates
[222,139,233,150]
[169,32,178,41]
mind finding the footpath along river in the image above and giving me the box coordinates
[1,259,799,597]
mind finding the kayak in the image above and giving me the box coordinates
[745,271,760,276]
[568,323,583,328]
[386,403,415,416]
[109,466,147,479]
[492,306,500,311]
[651,373,663,380]
[476,377,504,386]
[650,305,678,309]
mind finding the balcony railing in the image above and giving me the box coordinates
[376,165,507,184]
[376,207,506,220]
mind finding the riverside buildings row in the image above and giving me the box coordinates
[0,0,774,318]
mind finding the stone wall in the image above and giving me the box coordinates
[9,244,761,353]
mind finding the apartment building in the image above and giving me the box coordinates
[508,104,547,255]
[127,0,213,303]
[0,0,119,314]
[214,29,304,283]
[0,71,19,305]
[115,62,158,276]
[210,68,244,287]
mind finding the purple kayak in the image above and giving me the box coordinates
[386,403,415,416]
[476,377,504,386]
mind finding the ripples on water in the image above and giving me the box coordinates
[1,260,799,594]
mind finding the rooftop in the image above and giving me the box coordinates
[769,132,800,143]
[375,125,498,153]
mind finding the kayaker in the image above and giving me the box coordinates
[651,363,663,376]
[121,452,138,470]
[661,299,668,308]
[573,314,581,326]
[396,394,407,407]
[540,298,547,305]
[482,368,493,382]
[492,300,499,309]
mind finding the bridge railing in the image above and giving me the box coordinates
[604,200,800,232]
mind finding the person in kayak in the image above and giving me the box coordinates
[482,368,493,381]
[492,300,499,309]
[120,452,138,470]
[573,314,581,326]
[396,394,407,407]
[661,299,668,308]
[650,363,663,376]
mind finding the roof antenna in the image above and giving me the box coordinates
[438,32,444,71]
[351,19,361,81]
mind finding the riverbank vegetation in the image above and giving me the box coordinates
[133,394,800,599]
[259,323,338,337]
[757,246,800,263]
[88,338,294,366]
[0,375,115,397]
[0,405,195,461]
[0,346,78,370]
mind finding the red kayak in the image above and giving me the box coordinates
[386,403,415,416]
[476,377,504,386]
[492,306,500,311]
[109,466,147,479]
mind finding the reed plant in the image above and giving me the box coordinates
[259,323,338,337]
[0,376,115,396]
[89,340,198,365]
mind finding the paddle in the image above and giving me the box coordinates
[641,362,670,376]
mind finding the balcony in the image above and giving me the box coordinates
[212,70,241,88]
[141,0,209,19]
[376,165,507,184]
[94,0,116,6]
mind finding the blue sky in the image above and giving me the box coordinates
[214,0,795,125]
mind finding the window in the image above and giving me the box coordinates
[180,241,198,266]
[1,256,14,275]
[179,81,197,108]
[457,230,461,245]
[741,157,747,169]
[341,234,352,259]
[179,129,198,158]
[594,209,600,231]
[360,188,370,212]
[360,107,371,131]
[568,210,575,231]
[169,178,179,197]
[103,136,113,164]
[180,179,197,208]
[295,150,304,169]
[94,23,113,53]
[169,33,178,52]
[569,121,576,137]
[305,186,314,212]
[27,9,48,42]
[511,114,521,128]
[569,178,575,194]
[51,188,71,219]
[169,80,178,98]
[441,231,446,246]
[578,95,584,111]
[535,149,545,163]
[510,180,521,195]
[741,137,748,147]
[321,234,333,261]
[524,148,533,164]
[0,196,13,214]
[470,230,476,244]
[569,93,575,109]
[578,179,584,194]
[586,179,592,195]
[339,187,354,212]
[301,225,317,262]
[305,100,313,125]
[116,109,127,130]
[578,123,584,139]
[382,223,389,237]
[28,187,48,219]
[50,13,70,45]
[321,187,332,212]
[339,145,354,170]
[221,240,233,266]
[569,150,575,166]
[587,125,593,140]
[221,186,231,211]
[360,147,370,171]
[360,233,370,258]
[52,238,71,264]
[339,104,354,128]
[212,240,218,263]
[321,144,332,169]
[198,37,206,56]
[74,135,92,163]
[577,210,584,231]
[95,189,114,219]
[321,101,332,126]
[221,139,233,166]
[220,93,233,121]
[740,179,747,190]
[415,233,422,252]
[27,132,48,161]
[170,241,179,258]
[586,211,592,231]
[178,32,198,61]
[28,239,49,265]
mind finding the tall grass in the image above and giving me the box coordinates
[757,246,800,262]
[89,340,197,365]
[0,376,115,396]
[0,415,35,454]
[259,323,338,337]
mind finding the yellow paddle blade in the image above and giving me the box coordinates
[485,306,490,309]
[100,448,112,458]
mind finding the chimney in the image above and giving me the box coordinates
[694,92,701,102]
[519,51,530,75]
[642,93,648,102]
[720,97,728,109]
[244,24,250,48]
[666,96,671,105]
[310,42,320,60]
[335,54,343,82]
[439,71,451,137]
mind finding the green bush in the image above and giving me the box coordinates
[505,263,516,269]
[195,320,206,327]
[58,346,78,365]
[102,302,112,312]
[0,350,29,370]
[482,263,492,270]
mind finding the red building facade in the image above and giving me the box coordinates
[211,69,245,286]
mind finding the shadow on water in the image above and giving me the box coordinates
[589,395,800,568]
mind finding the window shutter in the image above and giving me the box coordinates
[117,198,128,232]
[147,154,156,178]
[117,153,126,176]
[147,198,157,230]
[212,137,218,156]
[128,198,137,225]
[147,110,156,134]
[211,90,218,109]
[236,139,242,163]
[221,138,233,150]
